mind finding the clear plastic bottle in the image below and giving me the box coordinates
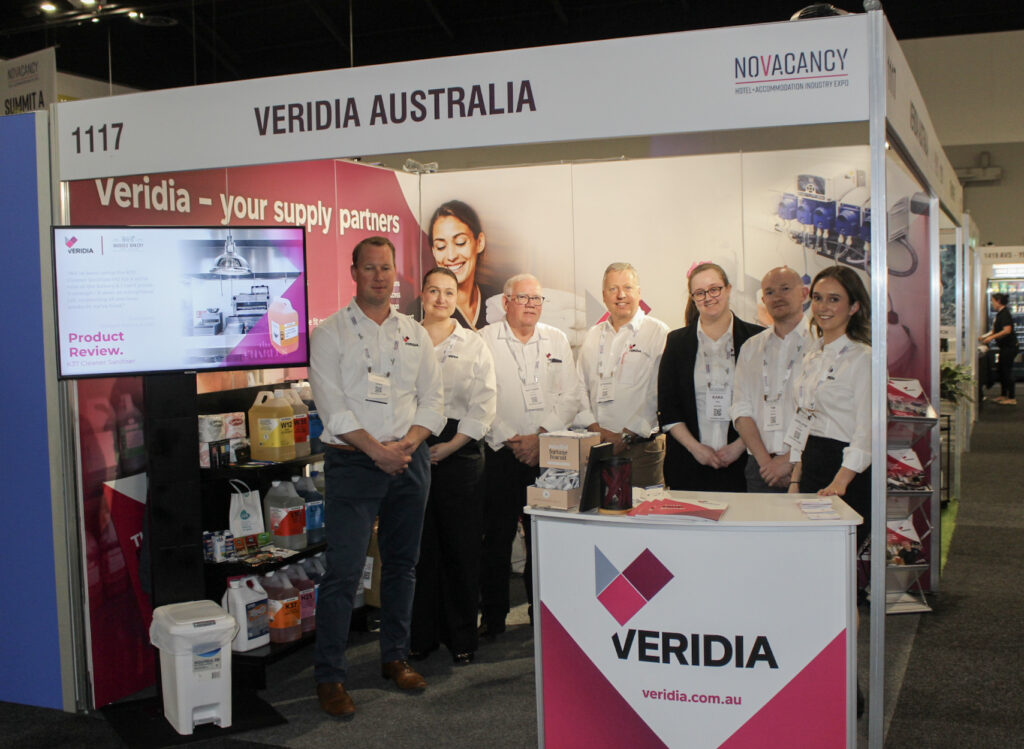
[281,564,316,634]
[263,480,306,550]
[292,475,325,545]
[260,570,301,643]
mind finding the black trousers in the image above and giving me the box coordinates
[997,346,1017,399]
[799,435,871,548]
[479,445,539,628]
[410,421,485,655]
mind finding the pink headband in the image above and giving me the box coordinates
[686,260,713,279]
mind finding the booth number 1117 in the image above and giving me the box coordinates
[70,122,124,154]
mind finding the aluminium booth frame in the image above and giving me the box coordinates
[44,10,959,747]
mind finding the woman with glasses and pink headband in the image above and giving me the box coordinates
[657,262,763,492]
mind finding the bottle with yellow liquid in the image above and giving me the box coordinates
[268,297,299,355]
[247,391,295,462]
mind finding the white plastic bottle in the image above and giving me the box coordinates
[292,475,325,545]
[221,575,270,651]
[263,480,306,550]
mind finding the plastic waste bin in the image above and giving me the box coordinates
[149,600,238,735]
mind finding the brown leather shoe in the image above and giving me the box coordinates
[316,682,355,717]
[381,659,427,690]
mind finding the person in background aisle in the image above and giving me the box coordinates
[576,262,669,487]
[786,265,872,546]
[979,292,1018,405]
[410,268,497,665]
[731,266,811,492]
[478,273,580,639]
[308,237,445,718]
[657,262,763,492]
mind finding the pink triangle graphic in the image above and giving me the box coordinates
[720,630,848,748]
[540,602,668,748]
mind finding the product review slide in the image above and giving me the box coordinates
[54,226,307,377]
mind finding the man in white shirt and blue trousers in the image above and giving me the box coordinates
[309,236,445,717]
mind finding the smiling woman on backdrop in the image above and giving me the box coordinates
[657,262,764,492]
[409,267,497,665]
[411,200,500,330]
[786,265,872,545]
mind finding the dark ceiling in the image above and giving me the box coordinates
[3,0,1023,92]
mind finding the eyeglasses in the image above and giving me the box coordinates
[507,293,546,306]
[691,285,724,302]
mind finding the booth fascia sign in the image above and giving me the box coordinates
[47,9,957,739]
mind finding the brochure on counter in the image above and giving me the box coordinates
[627,495,729,522]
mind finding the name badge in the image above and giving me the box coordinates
[523,383,546,412]
[784,410,812,451]
[597,377,615,404]
[764,400,782,432]
[706,386,731,422]
[366,373,391,404]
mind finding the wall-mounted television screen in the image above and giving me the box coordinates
[53,225,309,379]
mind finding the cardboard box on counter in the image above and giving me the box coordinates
[527,485,582,511]
[539,431,599,471]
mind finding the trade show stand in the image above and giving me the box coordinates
[528,493,861,748]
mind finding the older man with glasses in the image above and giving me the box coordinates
[477,273,580,638]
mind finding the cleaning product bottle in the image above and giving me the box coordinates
[281,564,316,634]
[116,393,146,475]
[299,556,324,605]
[260,571,301,643]
[263,480,306,550]
[268,297,300,355]
[278,389,310,458]
[221,575,270,652]
[292,474,325,545]
[247,391,295,462]
[296,383,324,453]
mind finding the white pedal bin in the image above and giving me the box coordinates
[149,600,238,735]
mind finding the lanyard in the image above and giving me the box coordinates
[436,329,460,365]
[798,342,850,414]
[762,335,803,401]
[699,334,734,390]
[596,323,640,380]
[348,312,399,377]
[505,335,541,385]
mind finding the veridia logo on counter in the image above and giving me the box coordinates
[594,546,673,626]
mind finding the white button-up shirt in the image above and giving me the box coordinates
[480,320,580,451]
[309,299,445,445]
[435,324,497,440]
[786,333,872,472]
[693,317,736,451]
[730,318,812,456]
[575,309,668,437]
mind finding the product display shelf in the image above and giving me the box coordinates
[884,407,938,614]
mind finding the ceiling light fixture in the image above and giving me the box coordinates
[128,10,139,18]
[41,2,58,12]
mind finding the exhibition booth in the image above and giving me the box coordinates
[2,9,971,748]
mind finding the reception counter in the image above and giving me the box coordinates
[527,492,861,748]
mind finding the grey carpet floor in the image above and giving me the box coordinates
[885,394,1024,747]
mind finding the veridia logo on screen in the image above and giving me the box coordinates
[594,546,673,626]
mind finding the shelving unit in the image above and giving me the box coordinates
[883,406,939,614]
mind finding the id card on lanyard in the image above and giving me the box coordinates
[701,337,734,422]
[507,335,545,412]
[763,337,802,432]
[366,373,391,404]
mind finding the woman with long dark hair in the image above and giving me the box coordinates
[657,262,764,491]
[786,265,872,544]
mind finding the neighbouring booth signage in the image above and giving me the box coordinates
[2,47,56,116]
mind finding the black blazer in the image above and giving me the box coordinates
[657,315,764,491]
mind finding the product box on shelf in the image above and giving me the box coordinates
[527,485,582,511]
[539,431,600,471]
